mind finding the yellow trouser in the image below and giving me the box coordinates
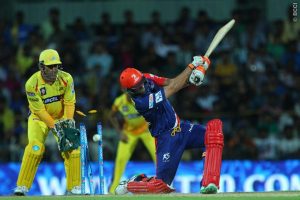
[16,115,80,191]
[109,130,156,194]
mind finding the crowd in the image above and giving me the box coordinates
[0,5,300,162]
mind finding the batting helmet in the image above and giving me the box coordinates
[119,68,144,89]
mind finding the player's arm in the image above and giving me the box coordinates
[144,73,169,86]
[63,74,76,119]
[25,81,55,128]
[109,109,124,133]
[164,56,210,98]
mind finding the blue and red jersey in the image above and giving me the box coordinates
[131,74,179,137]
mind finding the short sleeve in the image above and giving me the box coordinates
[25,80,44,112]
[63,74,76,105]
[144,73,167,86]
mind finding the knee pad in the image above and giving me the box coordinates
[17,141,45,188]
[205,119,224,147]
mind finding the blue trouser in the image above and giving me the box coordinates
[155,120,206,185]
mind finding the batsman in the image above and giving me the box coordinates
[14,49,81,195]
[117,55,224,194]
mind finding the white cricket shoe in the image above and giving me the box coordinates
[70,185,81,195]
[115,181,129,195]
[14,186,28,196]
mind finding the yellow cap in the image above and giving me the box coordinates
[39,49,62,65]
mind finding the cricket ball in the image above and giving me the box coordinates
[93,134,101,142]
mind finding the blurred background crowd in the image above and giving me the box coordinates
[0,0,300,163]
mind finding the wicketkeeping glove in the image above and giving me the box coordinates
[51,119,80,152]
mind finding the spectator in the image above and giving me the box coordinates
[10,11,33,45]
[253,128,279,160]
[0,5,299,162]
[278,125,300,159]
[86,42,113,77]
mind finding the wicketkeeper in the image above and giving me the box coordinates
[117,55,224,194]
[14,49,81,195]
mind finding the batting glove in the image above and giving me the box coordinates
[189,66,205,86]
[191,56,210,70]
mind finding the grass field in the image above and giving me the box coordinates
[1,192,300,200]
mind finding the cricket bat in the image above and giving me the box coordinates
[204,19,235,58]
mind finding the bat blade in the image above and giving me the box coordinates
[205,19,235,58]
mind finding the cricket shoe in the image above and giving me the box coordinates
[13,186,28,196]
[115,180,129,195]
[200,183,218,194]
[66,186,82,195]
[115,174,147,195]
[70,185,82,195]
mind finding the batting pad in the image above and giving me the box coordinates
[17,141,45,188]
[62,148,81,191]
[202,119,224,188]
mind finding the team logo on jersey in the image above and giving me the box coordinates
[163,152,170,162]
[155,91,163,103]
[149,94,154,109]
[40,87,46,96]
[28,97,39,102]
[26,92,35,96]
[122,106,129,112]
[43,95,61,104]
[127,114,139,119]
[189,124,194,132]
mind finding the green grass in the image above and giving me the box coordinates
[1,192,300,200]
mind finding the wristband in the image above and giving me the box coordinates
[196,66,206,74]
[188,63,195,70]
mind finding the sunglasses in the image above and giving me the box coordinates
[45,64,61,69]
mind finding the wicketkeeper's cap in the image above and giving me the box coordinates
[39,49,62,66]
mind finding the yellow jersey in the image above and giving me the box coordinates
[112,94,148,135]
[25,70,76,120]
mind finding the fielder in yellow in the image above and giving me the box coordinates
[14,49,81,195]
[109,93,156,194]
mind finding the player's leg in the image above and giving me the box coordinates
[155,132,186,186]
[200,119,223,194]
[125,122,209,194]
[185,119,223,193]
[126,128,188,194]
[125,174,175,194]
[182,119,223,194]
[109,133,138,194]
[14,116,48,195]
[60,148,81,194]
[140,131,156,163]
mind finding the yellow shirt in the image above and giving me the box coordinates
[112,94,148,135]
[25,70,76,120]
